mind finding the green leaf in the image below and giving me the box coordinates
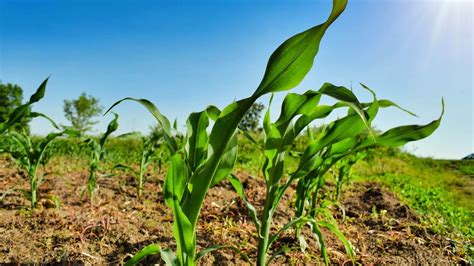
[253,0,348,97]
[106,98,177,153]
[361,99,417,117]
[29,77,48,104]
[319,83,370,132]
[173,201,195,265]
[210,132,238,186]
[99,113,119,147]
[160,248,178,266]
[205,105,221,121]
[163,155,188,208]
[165,155,195,264]
[359,98,444,149]
[30,112,60,130]
[269,216,308,246]
[113,164,137,176]
[318,220,354,263]
[124,244,161,266]
[186,111,210,171]
[227,174,261,234]
[309,220,329,265]
[181,97,254,227]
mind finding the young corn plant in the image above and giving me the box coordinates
[109,1,349,264]
[230,84,443,264]
[113,133,164,197]
[229,83,374,265]
[84,113,119,205]
[290,89,444,260]
[1,122,77,209]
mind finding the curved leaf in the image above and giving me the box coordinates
[124,244,162,266]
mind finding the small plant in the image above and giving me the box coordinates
[229,84,443,264]
[84,113,119,205]
[290,93,443,261]
[1,121,76,209]
[113,132,164,197]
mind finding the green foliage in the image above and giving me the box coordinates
[238,102,265,132]
[1,127,76,209]
[63,92,103,136]
[374,173,473,261]
[289,89,443,262]
[355,156,474,240]
[228,76,443,264]
[85,113,119,205]
[111,1,349,264]
[0,81,30,132]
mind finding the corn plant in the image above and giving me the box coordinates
[108,1,348,264]
[230,84,372,265]
[1,123,77,209]
[289,91,444,260]
[113,132,164,197]
[84,113,119,205]
[230,84,443,264]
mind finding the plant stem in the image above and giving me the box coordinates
[138,168,143,198]
[30,177,37,209]
[29,166,39,209]
[257,186,276,266]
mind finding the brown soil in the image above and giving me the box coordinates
[0,161,469,265]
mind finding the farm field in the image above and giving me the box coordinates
[0,139,472,264]
[1,0,472,264]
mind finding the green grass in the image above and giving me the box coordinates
[353,151,473,241]
[236,139,474,241]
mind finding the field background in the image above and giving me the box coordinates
[0,135,472,264]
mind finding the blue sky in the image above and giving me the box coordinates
[0,0,472,159]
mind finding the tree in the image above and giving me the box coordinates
[0,82,30,132]
[238,102,265,132]
[63,92,103,136]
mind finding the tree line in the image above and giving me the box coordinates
[0,81,264,136]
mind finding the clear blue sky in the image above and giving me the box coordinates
[0,0,472,159]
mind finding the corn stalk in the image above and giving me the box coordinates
[85,113,119,205]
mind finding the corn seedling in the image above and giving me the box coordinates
[108,1,348,264]
[84,113,119,205]
[113,132,164,197]
[1,123,77,209]
[0,78,79,209]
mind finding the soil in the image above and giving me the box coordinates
[0,160,470,265]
